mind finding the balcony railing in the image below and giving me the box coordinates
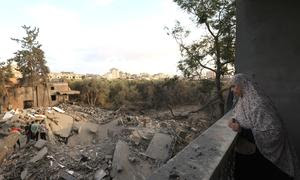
[147,112,237,180]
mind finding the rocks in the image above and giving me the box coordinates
[129,130,142,145]
[145,133,174,162]
[2,110,15,121]
[48,112,74,138]
[29,147,48,163]
[20,168,28,180]
[111,141,136,180]
[34,139,47,149]
[53,107,65,113]
[0,103,211,180]
[68,122,100,146]
[59,170,76,180]
[94,169,106,180]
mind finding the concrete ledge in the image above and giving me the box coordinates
[147,112,237,180]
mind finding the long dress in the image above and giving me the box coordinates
[231,73,299,179]
[234,127,293,180]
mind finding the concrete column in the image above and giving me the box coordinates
[236,0,300,154]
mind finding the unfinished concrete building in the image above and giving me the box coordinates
[2,82,79,111]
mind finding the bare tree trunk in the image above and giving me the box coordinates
[215,37,225,116]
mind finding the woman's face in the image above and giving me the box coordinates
[231,84,242,97]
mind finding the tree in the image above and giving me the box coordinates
[0,62,13,105]
[10,25,49,84]
[10,25,49,107]
[168,0,236,116]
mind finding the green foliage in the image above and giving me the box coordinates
[69,78,215,109]
[168,0,236,115]
[0,62,13,101]
[169,0,236,79]
[10,25,49,84]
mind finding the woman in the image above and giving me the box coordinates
[228,73,299,180]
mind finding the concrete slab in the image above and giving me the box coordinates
[111,141,135,180]
[94,169,106,180]
[53,107,65,113]
[34,139,47,149]
[68,122,99,146]
[29,147,48,163]
[146,112,237,180]
[59,170,76,180]
[145,133,174,162]
[21,168,28,180]
[48,112,73,138]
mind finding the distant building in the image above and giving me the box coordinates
[101,68,171,80]
[48,72,83,81]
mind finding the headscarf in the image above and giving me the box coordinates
[231,73,299,177]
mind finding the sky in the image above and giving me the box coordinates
[0,0,203,75]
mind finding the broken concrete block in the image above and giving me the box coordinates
[128,156,136,163]
[34,114,47,121]
[137,128,155,140]
[72,123,82,134]
[88,125,98,134]
[34,139,47,149]
[3,110,15,121]
[145,133,174,162]
[111,140,135,180]
[129,130,141,145]
[53,107,65,113]
[59,170,76,180]
[68,122,99,146]
[94,169,106,180]
[50,113,73,138]
[29,147,48,163]
[21,168,28,180]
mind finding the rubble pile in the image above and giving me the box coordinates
[58,104,117,124]
[0,103,212,179]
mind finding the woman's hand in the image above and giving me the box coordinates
[228,118,241,132]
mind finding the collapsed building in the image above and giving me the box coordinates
[2,81,79,111]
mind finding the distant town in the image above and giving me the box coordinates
[48,68,173,81]
[11,64,221,82]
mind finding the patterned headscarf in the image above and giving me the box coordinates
[231,73,299,177]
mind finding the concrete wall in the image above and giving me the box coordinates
[147,112,237,180]
[4,85,51,110]
[3,82,73,110]
[236,0,300,154]
[49,82,70,92]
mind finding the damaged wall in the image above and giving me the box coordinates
[3,82,79,111]
[4,85,51,110]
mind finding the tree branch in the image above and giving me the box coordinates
[180,44,217,73]
[205,22,216,38]
[168,87,231,118]
[195,58,217,73]
[221,60,234,66]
